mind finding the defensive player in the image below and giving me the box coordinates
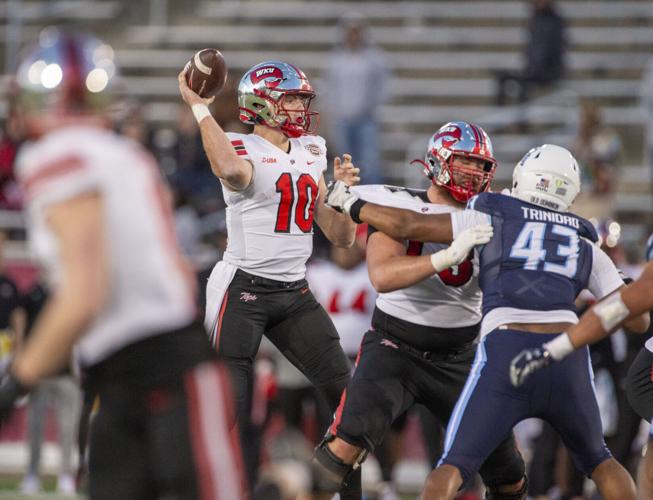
[312,122,527,499]
[178,60,362,496]
[324,144,649,499]
[512,232,653,500]
[0,30,246,499]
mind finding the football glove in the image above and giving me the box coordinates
[0,371,28,424]
[430,224,493,272]
[510,346,552,387]
[325,181,358,215]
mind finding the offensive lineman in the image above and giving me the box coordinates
[312,122,527,499]
[324,144,649,500]
[0,30,246,499]
[178,61,362,497]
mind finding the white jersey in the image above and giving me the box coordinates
[17,126,196,367]
[220,133,328,281]
[451,208,624,337]
[306,260,376,356]
[352,185,482,328]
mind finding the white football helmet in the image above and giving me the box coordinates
[511,144,581,212]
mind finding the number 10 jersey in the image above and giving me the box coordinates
[221,132,327,281]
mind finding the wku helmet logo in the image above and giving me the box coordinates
[250,66,284,87]
[432,125,462,150]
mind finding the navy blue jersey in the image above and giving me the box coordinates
[467,192,598,317]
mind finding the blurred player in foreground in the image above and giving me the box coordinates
[312,122,527,499]
[512,231,653,500]
[179,59,363,497]
[324,144,649,500]
[0,29,245,499]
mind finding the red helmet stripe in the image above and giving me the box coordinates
[62,35,86,112]
[473,124,485,147]
[469,124,482,154]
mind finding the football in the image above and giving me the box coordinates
[184,48,228,98]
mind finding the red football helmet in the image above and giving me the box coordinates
[413,121,497,202]
[12,28,118,137]
[237,61,318,138]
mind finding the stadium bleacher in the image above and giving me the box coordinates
[0,0,648,234]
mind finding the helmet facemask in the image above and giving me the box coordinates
[274,91,318,138]
[432,150,496,202]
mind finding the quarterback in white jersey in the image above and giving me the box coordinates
[0,30,245,499]
[179,60,362,497]
[313,122,527,499]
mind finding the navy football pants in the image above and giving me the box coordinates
[439,329,611,483]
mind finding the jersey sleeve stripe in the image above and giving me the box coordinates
[22,155,87,196]
[230,140,248,157]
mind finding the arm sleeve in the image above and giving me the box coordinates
[450,209,492,239]
[588,244,625,299]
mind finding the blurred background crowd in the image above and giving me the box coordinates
[0,0,652,498]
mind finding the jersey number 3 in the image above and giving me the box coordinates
[275,173,319,233]
[407,240,474,287]
[510,222,579,278]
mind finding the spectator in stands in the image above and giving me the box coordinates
[640,58,653,177]
[572,102,622,196]
[495,0,567,105]
[20,281,81,496]
[324,13,389,184]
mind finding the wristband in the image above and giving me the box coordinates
[543,333,575,361]
[349,199,367,224]
[430,250,451,273]
[593,291,630,332]
[191,103,211,125]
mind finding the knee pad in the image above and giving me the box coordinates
[311,436,368,493]
[485,475,528,500]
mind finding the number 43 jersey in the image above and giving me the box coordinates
[452,192,624,337]
[221,132,327,281]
